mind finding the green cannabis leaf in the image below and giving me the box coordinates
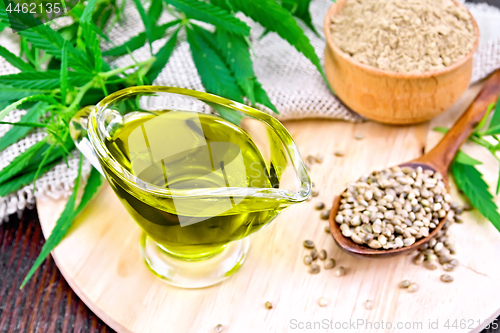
[435,94,500,231]
[60,41,69,104]
[103,20,181,57]
[80,0,99,23]
[0,71,93,90]
[0,45,34,71]
[0,9,92,71]
[186,24,243,102]
[0,85,50,101]
[215,29,277,112]
[0,140,47,184]
[488,97,500,131]
[0,95,58,120]
[0,102,47,151]
[132,0,154,51]
[148,0,164,24]
[145,28,180,83]
[282,0,320,37]
[452,160,500,232]
[454,150,482,165]
[166,0,251,36]
[228,0,330,90]
[21,158,103,288]
[215,29,256,102]
[0,160,58,197]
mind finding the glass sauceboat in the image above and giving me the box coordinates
[70,86,311,288]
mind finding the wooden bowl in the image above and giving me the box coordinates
[323,0,480,124]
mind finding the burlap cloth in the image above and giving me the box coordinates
[0,0,499,222]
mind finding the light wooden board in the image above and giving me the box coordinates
[37,84,500,333]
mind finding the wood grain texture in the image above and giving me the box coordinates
[323,0,480,124]
[0,208,114,333]
[35,83,500,333]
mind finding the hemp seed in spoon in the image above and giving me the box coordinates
[334,166,450,250]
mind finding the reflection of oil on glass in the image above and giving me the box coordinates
[104,110,282,259]
[127,112,247,226]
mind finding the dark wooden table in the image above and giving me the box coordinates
[0,208,113,333]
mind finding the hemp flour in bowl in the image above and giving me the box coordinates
[329,0,476,74]
[323,0,479,124]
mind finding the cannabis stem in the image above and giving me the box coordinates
[99,58,156,79]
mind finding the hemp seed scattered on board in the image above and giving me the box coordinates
[315,202,325,210]
[308,264,321,274]
[330,0,475,73]
[399,280,411,288]
[318,297,329,307]
[335,266,346,277]
[407,283,419,293]
[440,274,454,283]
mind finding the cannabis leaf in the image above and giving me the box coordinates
[0,160,57,197]
[21,158,103,288]
[60,41,69,104]
[0,71,93,90]
[282,0,320,37]
[0,45,34,71]
[165,0,250,36]
[0,94,58,121]
[102,33,148,56]
[73,167,103,215]
[132,0,154,51]
[0,135,73,185]
[0,8,92,71]
[0,139,47,184]
[0,102,47,151]
[214,28,277,112]
[229,0,330,88]
[476,103,495,133]
[102,20,181,57]
[455,150,482,166]
[209,0,233,12]
[253,80,278,113]
[148,0,164,25]
[0,121,46,127]
[186,25,243,102]
[145,28,180,83]
[81,25,103,73]
[80,0,99,23]
[0,85,50,101]
[482,98,500,135]
[488,96,500,130]
[452,160,500,232]
[214,29,254,101]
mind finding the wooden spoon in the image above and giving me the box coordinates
[329,69,500,258]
